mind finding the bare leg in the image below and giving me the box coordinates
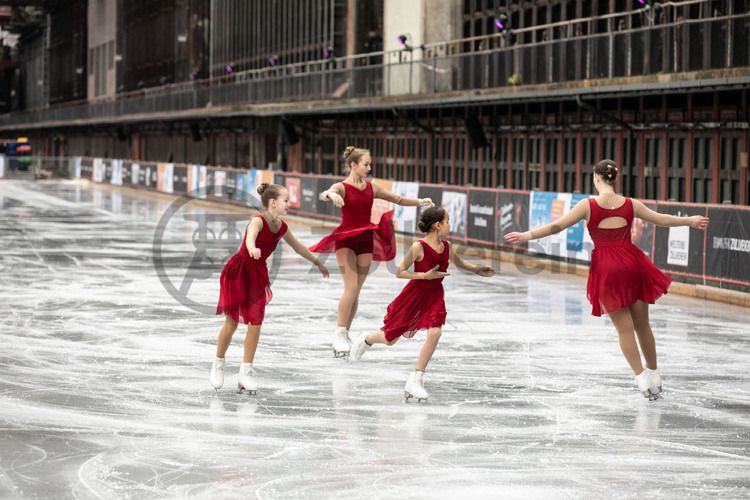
[243,324,262,363]
[215,315,239,358]
[335,248,358,328]
[630,300,657,370]
[365,329,398,346]
[345,253,372,328]
[608,308,644,374]
[415,327,442,372]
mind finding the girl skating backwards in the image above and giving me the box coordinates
[505,160,709,400]
[211,183,329,393]
[310,146,434,357]
[349,207,494,402]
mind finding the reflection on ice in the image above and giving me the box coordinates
[0,180,749,499]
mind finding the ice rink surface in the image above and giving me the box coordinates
[1,180,749,500]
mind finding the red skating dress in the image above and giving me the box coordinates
[586,198,672,317]
[216,216,287,325]
[309,181,396,261]
[381,240,450,341]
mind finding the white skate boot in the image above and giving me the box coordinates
[349,332,370,362]
[404,370,429,403]
[644,367,663,397]
[237,363,258,395]
[332,326,351,358]
[635,370,657,401]
[209,357,225,391]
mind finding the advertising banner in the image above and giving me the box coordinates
[528,191,592,261]
[442,190,468,238]
[467,189,497,244]
[111,160,123,186]
[213,170,226,197]
[131,163,140,186]
[173,165,187,194]
[393,181,420,233]
[496,191,530,249]
[632,200,657,258]
[285,177,302,208]
[73,156,81,178]
[93,158,104,182]
[0,155,4,178]
[301,176,319,214]
[705,207,750,284]
[653,203,706,276]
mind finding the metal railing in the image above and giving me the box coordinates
[1,13,748,129]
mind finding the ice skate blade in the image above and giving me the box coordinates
[237,383,257,396]
[403,392,428,403]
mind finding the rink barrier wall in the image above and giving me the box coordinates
[72,157,750,299]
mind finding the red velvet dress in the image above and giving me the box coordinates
[381,240,449,341]
[216,216,287,325]
[586,198,672,317]
[309,181,396,261]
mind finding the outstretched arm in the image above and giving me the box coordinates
[632,199,709,229]
[319,183,345,207]
[504,198,589,244]
[282,229,329,277]
[244,218,264,259]
[372,182,434,208]
[450,244,495,277]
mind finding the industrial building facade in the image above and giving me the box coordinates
[0,0,748,205]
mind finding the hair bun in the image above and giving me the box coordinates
[257,182,269,196]
[343,146,355,159]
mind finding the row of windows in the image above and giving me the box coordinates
[304,131,747,205]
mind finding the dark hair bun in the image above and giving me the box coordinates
[418,207,447,233]
[257,182,269,196]
[594,159,618,184]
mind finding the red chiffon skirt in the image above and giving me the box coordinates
[587,244,672,317]
[216,255,272,325]
[382,281,447,341]
[310,210,396,261]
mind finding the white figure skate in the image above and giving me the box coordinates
[349,332,370,362]
[210,357,225,391]
[635,370,658,401]
[237,363,258,395]
[404,370,429,403]
[644,367,663,398]
[332,326,351,358]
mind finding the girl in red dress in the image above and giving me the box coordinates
[211,183,329,393]
[349,207,494,402]
[505,160,709,400]
[311,146,434,357]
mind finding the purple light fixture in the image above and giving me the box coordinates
[225,65,233,74]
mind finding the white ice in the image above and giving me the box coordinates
[1,180,749,500]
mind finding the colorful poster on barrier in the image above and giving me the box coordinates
[467,189,496,243]
[653,204,706,276]
[93,158,104,182]
[234,173,246,201]
[214,171,226,197]
[496,191,530,249]
[157,163,174,193]
[173,165,187,193]
[371,178,393,225]
[528,191,592,260]
[565,193,589,252]
[189,165,207,198]
[667,226,690,267]
[393,181,419,233]
[111,160,123,186]
[442,190,467,238]
[301,177,319,213]
[705,207,750,285]
[145,166,152,187]
[245,170,260,207]
[0,155,4,178]
[73,157,81,178]
[285,177,302,208]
